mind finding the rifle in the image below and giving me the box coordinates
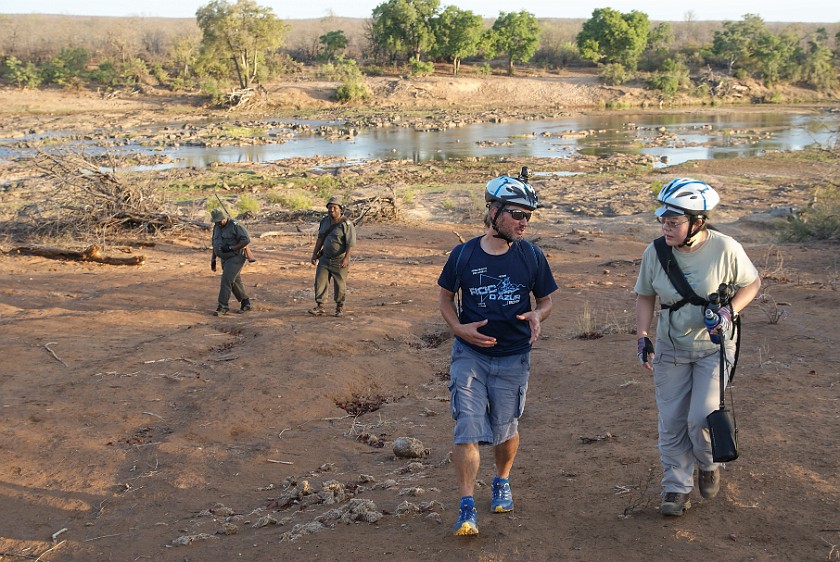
[214,194,256,263]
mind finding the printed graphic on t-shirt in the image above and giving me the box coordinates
[467,267,524,307]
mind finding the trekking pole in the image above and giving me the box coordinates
[214,193,256,262]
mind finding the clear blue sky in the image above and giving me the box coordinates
[1,0,839,22]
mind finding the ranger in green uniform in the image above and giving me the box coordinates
[309,197,356,317]
[210,208,252,316]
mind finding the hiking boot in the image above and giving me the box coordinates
[660,492,691,516]
[491,476,514,513]
[213,306,228,316]
[308,304,325,316]
[453,497,478,536]
[240,299,253,312]
[699,469,720,499]
[335,304,344,317]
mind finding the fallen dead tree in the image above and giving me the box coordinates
[7,244,145,266]
[353,195,398,224]
[5,147,199,241]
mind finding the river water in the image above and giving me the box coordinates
[4,108,839,170]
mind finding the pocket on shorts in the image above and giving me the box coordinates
[448,379,459,420]
[516,384,527,418]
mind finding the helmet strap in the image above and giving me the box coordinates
[490,204,514,245]
[678,216,702,248]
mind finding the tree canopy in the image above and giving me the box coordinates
[429,6,484,75]
[486,11,541,75]
[576,7,650,70]
[371,0,440,63]
[196,0,288,89]
[319,30,348,62]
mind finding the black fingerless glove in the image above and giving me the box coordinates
[637,336,654,365]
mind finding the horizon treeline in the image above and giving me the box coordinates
[0,2,839,103]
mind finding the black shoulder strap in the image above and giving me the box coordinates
[454,236,481,294]
[514,239,539,290]
[653,236,708,311]
[322,217,347,238]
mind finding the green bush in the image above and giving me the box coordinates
[600,63,631,86]
[2,56,42,88]
[784,183,840,241]
[647,59,690,99]
[89,61,119,87]
[336,78,371,102]
[408,59,435,76]
[236,194,260,215]
[267,189,314,211]
[476,63,492,76]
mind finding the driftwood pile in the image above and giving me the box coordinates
[8,148,199,239]
[223,87,269,110]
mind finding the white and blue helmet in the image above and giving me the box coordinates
[655,178,719,217]
[485,176,538,211]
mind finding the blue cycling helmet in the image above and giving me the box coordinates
[655,178,720,217]
[485,176,538,211]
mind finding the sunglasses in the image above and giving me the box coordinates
[500,208,532,221]
[656,217,689,229]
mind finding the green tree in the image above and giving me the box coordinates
[169,33,201,79]
[710,14,767,74]
[752,30,799,86]
[319,30,348,62]
[486,10,541,75]
[195,0,288,89]
[576,8,649,71]
[430,6,483,75]
[640,22,674,71]
[803,39,838,92]
[371,0,440,64]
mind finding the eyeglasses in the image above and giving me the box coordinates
[657,217,688,229]
[500,208,532,221]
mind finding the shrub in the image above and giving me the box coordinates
[267,189,314,211]
[89,61,119,87]
[476,63,492,76]
[647,59,690,99]
[600,63,631,86]
[408,59,435,76]
[236,194,260,215]
[336,78,371,102]
[2,56,42,88]
[784,183,840,241]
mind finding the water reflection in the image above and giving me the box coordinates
[2,109,838,170]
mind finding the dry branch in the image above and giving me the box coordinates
[9,244,145,266]
[6,147,195,240]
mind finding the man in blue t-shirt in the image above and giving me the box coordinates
[438,173,558,537]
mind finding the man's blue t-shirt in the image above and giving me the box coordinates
[438,238,558,357]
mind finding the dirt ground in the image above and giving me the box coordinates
[1,81,839,562]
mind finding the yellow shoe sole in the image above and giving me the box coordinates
[453,522,478,536]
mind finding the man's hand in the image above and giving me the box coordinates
[211,258,217,272]
[221,244,233,253]
[637,336,655,370]
[454,319,496,348]
[516,311,543,344]
[340,256,350,269]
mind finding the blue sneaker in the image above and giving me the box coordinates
[491,476,514,513]
[453,496,478,536]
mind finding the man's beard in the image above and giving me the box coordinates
[495,221,523,243]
